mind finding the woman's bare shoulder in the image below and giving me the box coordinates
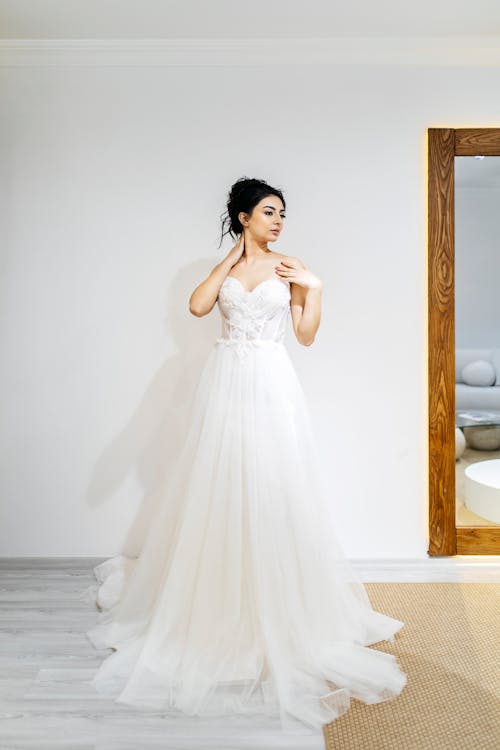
[272,251,306,268]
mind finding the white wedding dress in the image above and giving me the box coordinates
[84,274,407,736]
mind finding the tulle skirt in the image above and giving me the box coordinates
[83,339,407,735]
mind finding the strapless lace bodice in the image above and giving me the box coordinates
[215,276,291,359]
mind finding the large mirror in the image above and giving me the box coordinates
[428,128,500,555]
[455,155,500,530]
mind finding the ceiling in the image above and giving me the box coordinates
[0,0,498,39]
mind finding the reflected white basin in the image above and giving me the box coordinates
[464,459,500,524]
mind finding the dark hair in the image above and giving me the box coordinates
[218,177,286,248]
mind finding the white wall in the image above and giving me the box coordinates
[1,52,499,558]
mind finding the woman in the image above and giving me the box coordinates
[85,177,407,735]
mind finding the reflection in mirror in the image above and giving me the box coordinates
[455,155,500,527]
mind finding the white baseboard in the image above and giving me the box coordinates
[350,556,500,582]
[1,555,499,582]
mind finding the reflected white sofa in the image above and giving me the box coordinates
[455,348,500,410]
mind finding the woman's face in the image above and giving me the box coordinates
[240,195,286,243]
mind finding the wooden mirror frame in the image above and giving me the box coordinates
[428,127,500,556]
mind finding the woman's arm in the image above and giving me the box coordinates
[276,257,323,346]
[189,235,245,317]
[188,257,234,317]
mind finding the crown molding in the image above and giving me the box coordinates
[0,37,499,67]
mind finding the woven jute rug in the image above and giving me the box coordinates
[322,582,499,750]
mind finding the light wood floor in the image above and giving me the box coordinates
[1,558,498,750]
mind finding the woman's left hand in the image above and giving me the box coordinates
[275,257,323,290]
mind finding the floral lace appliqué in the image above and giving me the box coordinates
[215,279,288,361]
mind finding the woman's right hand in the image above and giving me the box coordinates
[226,230,245,267]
